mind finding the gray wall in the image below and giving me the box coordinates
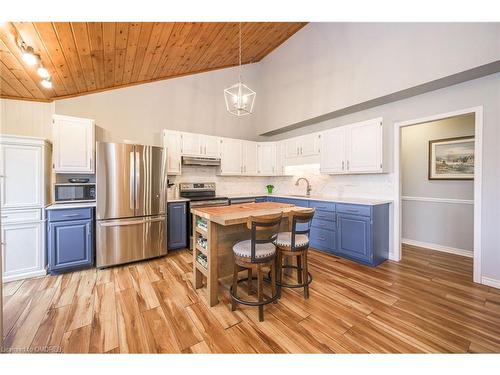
[55,64,261,146]
[401,115,475,251]
[258,22,500,135]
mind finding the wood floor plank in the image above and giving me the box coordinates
[89,282,119,353]
[61,325,91,353]
[3,245,500,353]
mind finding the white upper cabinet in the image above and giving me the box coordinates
[242,141,258,176]
[284,133,321,160]
[162,130,182,175]
[320,127,346,174]
[0,136,49,209]
[181,132,220,158]
[181,132,201,156]
[345,118,383,173]
[203,135,220,158]
[53,115,95,174]
[319,118,383,174]
[219,138,242,175]
[299,133,321,157]
[257,142,277,176]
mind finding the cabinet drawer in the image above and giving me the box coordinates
[336,204,371,217]
[310,227,336,252]
[1,209,41,224]
[313,210,335,222]
[309,200,335,212]
[312,218,335,231]
[48,207,93,222]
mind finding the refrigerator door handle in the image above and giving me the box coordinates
[98,218,146,227]
[144,216,165,223]
[129,150,135,210]
[135,150,141,214]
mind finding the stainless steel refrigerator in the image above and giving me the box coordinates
[96,142,168,268]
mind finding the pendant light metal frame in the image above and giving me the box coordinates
[224,22,256,117]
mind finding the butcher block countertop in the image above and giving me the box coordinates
[191,202,310,226]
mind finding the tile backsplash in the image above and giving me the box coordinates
[168,164,394,199]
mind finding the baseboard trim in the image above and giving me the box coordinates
[481,277,500,289]
[402,238,473,258]
[2,269,47,283]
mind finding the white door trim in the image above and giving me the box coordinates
[393,106,483,284]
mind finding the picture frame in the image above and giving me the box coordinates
[428,136,474,180]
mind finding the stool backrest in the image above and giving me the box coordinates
[246,213,283,262]
[290,208,315,251]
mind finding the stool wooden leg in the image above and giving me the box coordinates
[270,258,277,304]
[257,265,264,322]
[248,268,254,295]
[231,263,239,311]
[303,251,309,299]
[297,254,303,284]
[277,252,282,298]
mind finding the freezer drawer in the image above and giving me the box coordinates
[96,215,166,268]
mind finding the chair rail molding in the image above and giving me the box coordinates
[401,196,474,205]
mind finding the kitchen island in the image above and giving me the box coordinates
[191,202,310,306]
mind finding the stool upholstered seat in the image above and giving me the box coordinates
[233,240,276,259]
[276,232,309,248]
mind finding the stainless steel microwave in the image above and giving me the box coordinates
[54,183,96,203]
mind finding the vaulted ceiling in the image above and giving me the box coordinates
[0,22,307,102]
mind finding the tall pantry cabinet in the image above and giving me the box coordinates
[0,135,51,282]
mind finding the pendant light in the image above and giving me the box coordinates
[224,22,256,117]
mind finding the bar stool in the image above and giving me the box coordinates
[230,213,282,322]
[275,209,315,299]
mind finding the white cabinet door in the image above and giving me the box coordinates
[163,130,182,175]
[0,143,42,209]
[257,143,276,176]
[346,118,383,173]
[220,138,242,175]
[320,127,346,174]
[284,138,299,159]
[1,219,45,282]
[298,133,321,157]
[53,115,95,173]
[242,141,258,175]
[181,132,201,156]
[203,135,220,158]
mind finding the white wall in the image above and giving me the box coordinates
[401,114,475,252]
[258,22,500,135]
[54,64,261,146]
[0,99,54,140]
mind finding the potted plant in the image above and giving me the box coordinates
[266,184,274,194]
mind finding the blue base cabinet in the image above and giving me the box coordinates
[168,201,188,250]
[257,196,389,266]
[47,207,94,274]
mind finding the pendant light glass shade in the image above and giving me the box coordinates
[224,22,256,117]
[224,81,256,116]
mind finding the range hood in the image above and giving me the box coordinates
[182,156,221,166]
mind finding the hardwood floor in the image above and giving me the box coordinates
[2,244,500,353]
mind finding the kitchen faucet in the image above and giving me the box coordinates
[295,177,312,196]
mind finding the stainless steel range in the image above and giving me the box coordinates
[179,182,228,249]
[179,182,229,208]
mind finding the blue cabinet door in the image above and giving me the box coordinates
[168,202,187,250]
[48,219,93,271]
[336,213,372,263]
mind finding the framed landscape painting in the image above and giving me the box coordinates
[428,136,474,180]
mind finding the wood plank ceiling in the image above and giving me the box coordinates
[0,22,307,102]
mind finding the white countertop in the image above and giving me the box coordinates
[46,202,96,210]
[167,197,190,203]
[269,194,393,205]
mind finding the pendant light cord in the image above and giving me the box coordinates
[238,22,242,82]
